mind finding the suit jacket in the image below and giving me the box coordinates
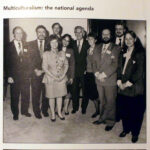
[86,45,99,73]
[117,47,145,97]
[27,39,49,79]
[93,42,121,86]
[73,40,90,77]
[6,40,31,81]
[65,48,75,79]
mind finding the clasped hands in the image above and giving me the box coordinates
[34,69,44,76]
[117,80,133,90]
[95,72,107,82]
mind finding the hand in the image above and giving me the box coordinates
[8,77,14,84]
[119,83,126,90]
[69,78,73,84]
[34,69,43,76]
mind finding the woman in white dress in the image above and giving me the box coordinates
[42,35,68,122]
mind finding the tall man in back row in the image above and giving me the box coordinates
[72,26,90,114]
[93,28,121,131]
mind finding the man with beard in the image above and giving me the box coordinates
[28,25,49,119]
[113,21,126,48]
[92,28,121,131]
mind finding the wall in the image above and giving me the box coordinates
[9,18,88,41]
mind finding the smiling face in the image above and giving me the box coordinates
[102,29,111,44]
[115,24,125,37]
[14,28,23,41]
[87,36,96,47]
[50,39,58,50]
[125,33,136,48]
[36,28,46,40]
[53,24,61,35]
[62,36,70,47]
[75,28,84,40]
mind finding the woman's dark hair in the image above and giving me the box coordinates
[87,32,97,40]
[52,22,63,35]
[62,34,73,48]
[125,30,144,51]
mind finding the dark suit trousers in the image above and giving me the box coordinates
[97,85,117,126]
[31,78,49,115]
[10,79,30,117]
[72,75,89,111]
[119,95,145,136]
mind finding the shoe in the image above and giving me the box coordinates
[119,131,129,137]
[91,112,99,118]
[105,126,113,131]
[93,120,104,125]
[13,115,18,120]
[71,110,76,114]
[82,110,86,114]
[58,115,65,120]
[51,118,56,122]
[22,112,32,117]
[65,112,69,115]
[43,112,49,117]
[35,114,42,119]
[131,136,138,143]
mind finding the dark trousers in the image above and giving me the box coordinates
[119,95,145,136]
[10,79,30,117]
[97,85,117,126]
[31,78,49,115]
[72,75,89,111]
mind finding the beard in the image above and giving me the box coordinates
[102,38,111,44]
[116,32,124,38]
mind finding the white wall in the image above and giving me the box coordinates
[9,18,88,41]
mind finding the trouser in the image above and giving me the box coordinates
[31,78,49,115]
[10,79,30,117]
[72,76,89,111]
[97,85,117,126]
[119,95,145,136]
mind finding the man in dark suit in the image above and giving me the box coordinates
[6,26,31,120]
[93,28,121,131]
[113,21,126,48]
[72,26,90,114]
[28,25,49,119]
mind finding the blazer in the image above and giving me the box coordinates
[65,48,75,80]
[117,47,145,97]
[93,42,121,86]
[72,39,90,77]
[86,45,99,73]
[6,40,31,81]
[27,39,49,79]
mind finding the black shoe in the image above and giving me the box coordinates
[91,112,99,118]
[51,118,56,122]
[82,110,86,114]
[119,131,129,137]
[35,114,42,119]
[105,126,113,131]
[65,112,69,115]
[131,136,138,143]
[71,110,76,114]
[22,112,32,117]
[93,120,104,125]
[58,115,65,120]
[13,115,18,120]
[43,112,49,117]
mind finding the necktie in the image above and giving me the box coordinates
[77,40,81,53]
[119,38,122,47]
[18,42,23,61]
[39,40,43,58]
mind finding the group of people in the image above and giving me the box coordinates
[4,21,146,143]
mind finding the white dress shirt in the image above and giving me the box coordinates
[14,40,23,55]
[77,38,83,53]
[37,39,45,51]
[115,36,124,47]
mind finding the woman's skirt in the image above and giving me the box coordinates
[84,72,99,100]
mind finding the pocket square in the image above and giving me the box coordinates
[133,60,136,64]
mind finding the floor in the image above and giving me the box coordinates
[3,95,146,144]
